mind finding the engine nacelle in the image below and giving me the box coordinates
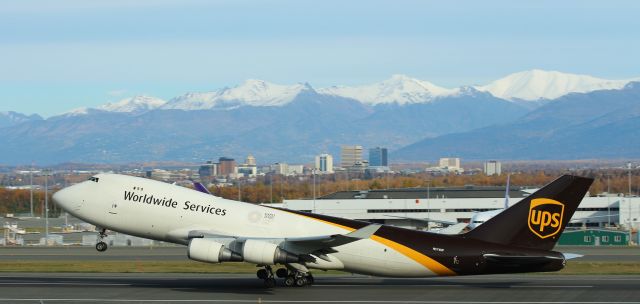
[242,239,299,265]
[188,238,242,263]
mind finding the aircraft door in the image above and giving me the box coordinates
[108,202,118,215]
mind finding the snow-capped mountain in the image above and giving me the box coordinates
[59,96,166,117]
[163,80,313,110]
[48,70,640,118]
[318,74,458,105]
[475,69,637,101]
[0,111,42,128]
[3,70,640,164]
[98,96,166,113]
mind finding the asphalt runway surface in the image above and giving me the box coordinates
[0,273,639,303]
[2,246,640,262]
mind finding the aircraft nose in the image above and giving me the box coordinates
[53,187,75,212]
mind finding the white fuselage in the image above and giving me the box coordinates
[53,174,443,277]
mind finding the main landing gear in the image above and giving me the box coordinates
[256,265,276,288]
[95,228,108,252]
[256,266,314,288]
[276,267,314,287]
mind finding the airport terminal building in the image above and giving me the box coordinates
[281,186,636,231]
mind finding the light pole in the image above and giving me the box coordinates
[29,166,34,217]
[628,163,633,229]
[607,173,611,227]
[44,169,49,244]
[426,179,431,228]
[313,168,317,213]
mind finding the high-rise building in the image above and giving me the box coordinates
[245,154,256,166]
[439,157,461,169]
[271,163,289,175]
[315,154,334,173]
[341,145,363,168]
[368,147,388,167]
[237,165,257,177]
[218,157,236,176]
[484,160,502,176]
[198,161,218,179]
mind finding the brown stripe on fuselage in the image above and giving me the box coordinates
[271,207,458,276]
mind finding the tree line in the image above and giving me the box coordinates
[0,169,637,213]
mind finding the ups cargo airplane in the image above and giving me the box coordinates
[53,174,592,287]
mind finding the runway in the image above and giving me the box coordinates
[1,245,639,261]
[0,273,639,303]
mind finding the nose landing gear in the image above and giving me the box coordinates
[95,228,108,252]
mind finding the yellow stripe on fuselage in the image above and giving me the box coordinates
[279,209,457,276]
[370,235,456,276]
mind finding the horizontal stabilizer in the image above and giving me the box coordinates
[562,253,583,260]
[483,253,562,265]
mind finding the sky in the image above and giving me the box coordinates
[1,0,640,117]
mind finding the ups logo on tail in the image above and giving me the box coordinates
[528,198,564,239]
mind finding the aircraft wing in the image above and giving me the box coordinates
[285,224,382,253]
[434,223,468,235]
[185,224,382,254]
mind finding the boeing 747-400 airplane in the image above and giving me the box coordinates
[53,174,592,287]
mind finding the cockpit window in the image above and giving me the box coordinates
[89,176,99,182]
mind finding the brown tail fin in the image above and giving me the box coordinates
[464,175,593,250]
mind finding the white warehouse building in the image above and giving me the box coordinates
[280,186,631,231]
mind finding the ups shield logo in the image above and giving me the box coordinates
[528,198,564,239]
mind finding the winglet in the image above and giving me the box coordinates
[193,181,212,195]
[345,224,382,239]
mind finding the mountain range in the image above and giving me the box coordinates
[1,70,639,165]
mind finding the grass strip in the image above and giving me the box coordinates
[0,261,259,273]
[556,261,640,275]
[0,261,638,275]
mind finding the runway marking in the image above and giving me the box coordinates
[0,282,594,289]
[510,286,593,288]
[0,282,132,286]
[314,284,592,289]
[315,284,465,287]
[0,300,639,303]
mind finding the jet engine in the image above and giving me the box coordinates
[188,238,242,263]
[242,239,299,265]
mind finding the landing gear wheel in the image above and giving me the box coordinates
[95,241,108,252]
[284,276,295,287]
[295,276,307,287]
[256,269,268,279]
[264,278,276,288]
[258,265,276,288]
[95,228,108,252]
[306,274,314,285]
[276,268,288,278]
